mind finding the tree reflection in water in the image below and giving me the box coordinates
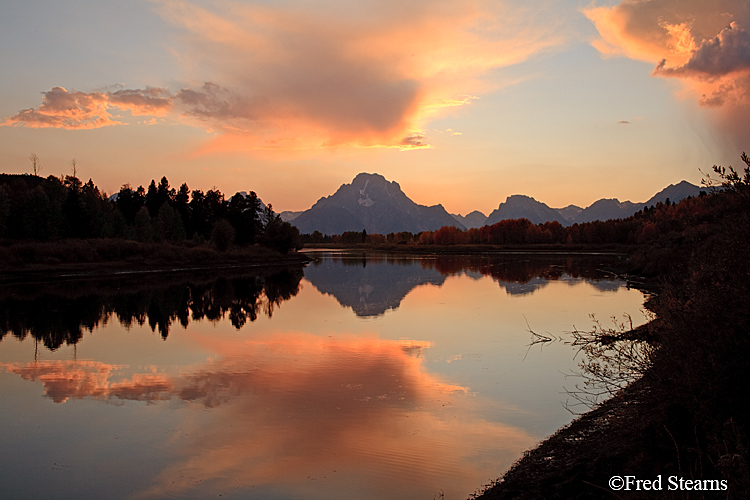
[0,267,303,350]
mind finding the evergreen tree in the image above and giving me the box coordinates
[22,186,54,240]
[227,191,261,245]
[0,185,9,237]
[145,179,160,218]
[62,175,84,237]
[189,189,208,239]
[155,204,186,242]
[115,184,145,225]
[174,183,191,236]
[134,206,154,242]
[156,176,174,210]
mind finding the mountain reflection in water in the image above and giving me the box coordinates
[305,252,629,317]
[0,252,645,500]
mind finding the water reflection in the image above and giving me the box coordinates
[306,253,629,316]
[0,267,303,350]
[0,253,645,500]
[305,254,446,316]
[2,333,536,500]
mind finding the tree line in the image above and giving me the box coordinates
[303,191,723,274]
[0,173,301,254]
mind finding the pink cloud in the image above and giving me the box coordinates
[585,0,750,149]
[2,86,172,130]
[152,0,563,151]
[107,87,173,116]
[653,22,750,79]
[3,0,565,153]
[3,87,121,130]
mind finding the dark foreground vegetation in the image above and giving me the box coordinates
[473,156,750,499]
[0,173,302,268]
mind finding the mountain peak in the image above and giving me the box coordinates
[643,180,702,207]
[349,172,402,195]
[486,194,567,226]
[290,173,464,235]
[352,172,387,183]
[506,194,537,203]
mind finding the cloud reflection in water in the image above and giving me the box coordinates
[3,333,535,499]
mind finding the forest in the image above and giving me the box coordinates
[0,173,301,254]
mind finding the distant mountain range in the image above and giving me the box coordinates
[283,173,704,235]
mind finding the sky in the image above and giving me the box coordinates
[1,0,748,215]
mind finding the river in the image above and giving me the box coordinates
[0,251,647,500]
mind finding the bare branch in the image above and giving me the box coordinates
[29,153,41,176]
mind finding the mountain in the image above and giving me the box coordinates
[485,195,569,226]
[474,181,702,228]
[562,181,704,224]
[573,199,641,224]
[290,173,466,235]
[556,204,583,224]
[643,180,704,207]
[452,210,487,229]
[288,175,704,234]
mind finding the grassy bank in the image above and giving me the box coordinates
[0,238,308,283]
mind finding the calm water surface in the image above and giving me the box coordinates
[0,252,647,500]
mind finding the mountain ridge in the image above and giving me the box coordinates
[288,174,705,234]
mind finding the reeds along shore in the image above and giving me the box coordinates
[475,158,750,499]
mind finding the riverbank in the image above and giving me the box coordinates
[474,289,749,499]
[472,178,750,499]
[474,378,655,499]
[0,238,309,284]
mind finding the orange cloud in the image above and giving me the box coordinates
[107,87,174,116]
[585,0,750,148]
[1,86,173,130]
[3,1,564,152]
[152,0,563,151]
[2,87,122,130]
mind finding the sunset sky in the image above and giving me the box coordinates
[1,0,748,215]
